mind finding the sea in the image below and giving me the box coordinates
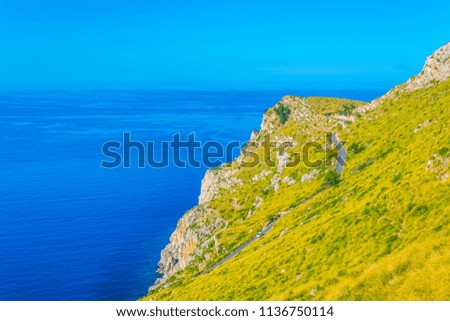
[0,89,384,300]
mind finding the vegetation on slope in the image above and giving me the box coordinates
[273,103,291,124]
[144,80,449,301]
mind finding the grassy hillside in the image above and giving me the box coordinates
[144,77,449,301]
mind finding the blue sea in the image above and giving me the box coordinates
[0,89,383,300]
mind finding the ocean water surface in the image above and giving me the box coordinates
[0,89,384,300]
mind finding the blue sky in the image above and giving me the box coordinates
[0,0,449,89]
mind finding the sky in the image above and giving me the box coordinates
[0,0,449,90]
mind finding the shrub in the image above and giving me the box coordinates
[274,103,291,124]
[438,147,449,156]
[338,104,356,116]
[349,142,366,154]
[324,170,341,186]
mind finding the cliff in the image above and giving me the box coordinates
[356,42,450,114]
[146,43,450,300]
[150,94,366,291]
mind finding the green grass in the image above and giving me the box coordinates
[143,81,450,301]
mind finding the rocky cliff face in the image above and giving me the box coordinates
[198,167,242,204]
[150,104,276,290]
[150,123,263,290]
[356,42,450,114]
[404,42,450,91]
[150,204,225,290]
